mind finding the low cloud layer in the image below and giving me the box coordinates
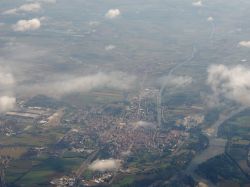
[0,68,16,113]
[20,72,136,97]
[89,159,121,172]
[105,45,116,51]
[2,0,56,15]
[105,9,121,19]
[28,0,57,4]
[3,3,41,15]
[197,182,208,187]
[0,70,15,87]
[159,75,193,88]
[13,18,41,31]
[1,44,136,97]
[207,64,250,106]
[192,1,203,7]
[207,16,214,22]
[238,41,250,48]
[131,121,155,129]
[0,96,16,113]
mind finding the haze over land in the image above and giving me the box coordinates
[1,0,250,107]
[1,0,250,186]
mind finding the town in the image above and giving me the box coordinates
[0,87,208,187]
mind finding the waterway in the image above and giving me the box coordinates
[186,107,247,186]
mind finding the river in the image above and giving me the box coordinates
[186,107,247,186]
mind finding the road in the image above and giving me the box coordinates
[158,45,197,127]
[74,150,99,187]
[137,71,148,120]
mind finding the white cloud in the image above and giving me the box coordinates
[238,41,250,48]
[207,64,250,106]
[207,16,214,22]
[13,18,41,32]
[192,1,203,7]
[2,9,18,15]
[20,72,136,97]
[105,9,121,19]
[89,21,100,27]
[37,0,56,3]
[197,182,208,187]
[50,72,135,96]
[131,121,155,129]
[19,3,41,12]
[2,3,41,15]
[0,68,16,113]
[0,96,16,113]
[89,159,121,172]
[0,67,15,91]
[26,0,57,4]
[0,72,15,86]
[105,45,116,51]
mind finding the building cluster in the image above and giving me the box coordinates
[5,106,52,123]
[0,104,64,137]
[62,101,189,159]
[82,172,113,186]
[176,114,204,130]
[50,176,75,187]
[56,129,98,152]
[56,89,203,162]
[51,172,113,187]
[0,94,207,187]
